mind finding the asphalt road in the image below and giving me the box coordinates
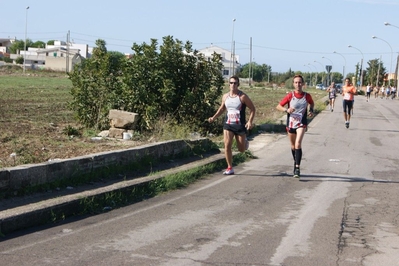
[1,94,399,266]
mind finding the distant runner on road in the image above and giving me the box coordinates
[342,78,357,128]
[326,82,337,112]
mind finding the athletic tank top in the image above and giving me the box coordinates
[287,92,308,129]
[224,91,246,125]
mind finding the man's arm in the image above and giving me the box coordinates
[242,94,256,129]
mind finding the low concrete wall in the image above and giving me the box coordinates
[0,138,213,191]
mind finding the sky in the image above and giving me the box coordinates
[3,0,399,75]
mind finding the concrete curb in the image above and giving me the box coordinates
[0,139,213,191]
[0,152,227,235]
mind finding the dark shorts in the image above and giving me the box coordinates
[343,100,353,114]
[223,124,247,135]
[286,126,307,134]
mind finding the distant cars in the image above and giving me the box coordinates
[315,84,324,90]
[335,83,342,93]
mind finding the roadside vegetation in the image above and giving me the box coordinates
[0,64,327,169]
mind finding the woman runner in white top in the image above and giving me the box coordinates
[208,75,256,175]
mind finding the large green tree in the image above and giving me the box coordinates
[238,63,272,82]
[31,41,46,48]
[9,39,34,54]
[68,39,126,130]
[365,58,386,87]
[121,36,224,132]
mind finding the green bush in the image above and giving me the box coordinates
[4,57,13,63]
[68,36,225,135]
[15,56,24,64]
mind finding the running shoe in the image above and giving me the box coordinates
[223,167,234,175]
[293,168,300,178]
[245,138,249,150]
[345,121,349,128]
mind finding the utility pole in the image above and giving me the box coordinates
[230,18,236,76]
[376,56,381,88]
[249,37,252,86]
[66,30,70,73]
[23,6,29,74]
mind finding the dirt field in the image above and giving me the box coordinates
[0,67,146,168]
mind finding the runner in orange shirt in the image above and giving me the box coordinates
[342,78,357,128]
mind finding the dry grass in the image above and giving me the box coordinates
[0,67,327,168]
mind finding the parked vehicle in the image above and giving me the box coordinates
[316,84,324,90]
[335,83,342,93]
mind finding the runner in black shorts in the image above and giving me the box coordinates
[276,74,314,178]
[342,78,357,128]
[208,75,256,175]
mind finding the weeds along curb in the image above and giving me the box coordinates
[0,146,249,236]
[0,138,219,198]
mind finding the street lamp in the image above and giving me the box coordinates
[308,63,318,86]
[372,35,393,85]
[23,6,29,74]
[303,64,312,86]
[322,56,333,85]
[314,60,324,69]
[333,51,347,81]
[384,22,399,30]
[230,18,236,76]
[348,45,364,90]
[322,56,333,66]
[314,60,325,85]
[384,22,399,92]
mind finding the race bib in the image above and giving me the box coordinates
[289,113,302,128]
[343,93,351,100]
[227,110,241,124]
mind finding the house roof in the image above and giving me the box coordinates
[36,47,80,55]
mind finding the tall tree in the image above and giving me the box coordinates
[365,58,386,87]
[69,39,125,130]
[237,62,272,82]
[9,39,34,54]
[32,41,46,48]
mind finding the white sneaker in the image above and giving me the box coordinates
[223,168,234,175]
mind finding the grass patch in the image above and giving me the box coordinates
[77,151,248,215]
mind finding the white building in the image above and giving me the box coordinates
[3,39,91,72]
[198,45,240,79]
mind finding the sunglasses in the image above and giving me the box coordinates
[229,82,238,85]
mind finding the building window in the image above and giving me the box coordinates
[223,70,229,76]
